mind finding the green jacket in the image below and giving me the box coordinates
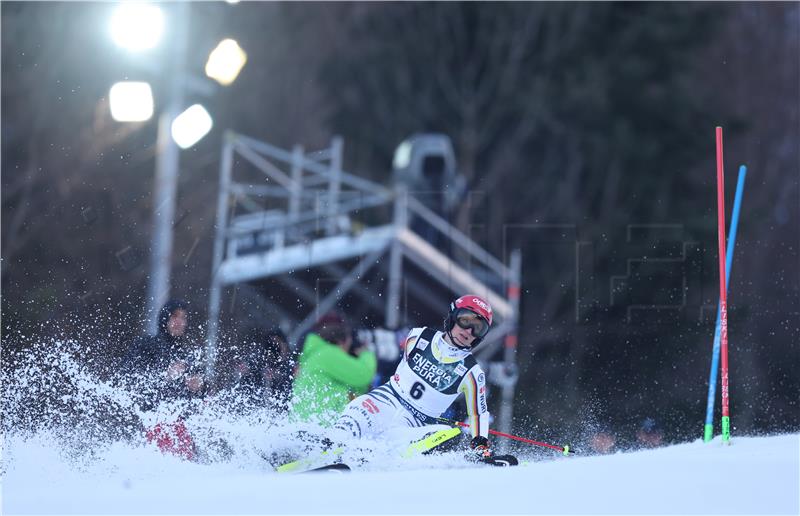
[289,333,377,426]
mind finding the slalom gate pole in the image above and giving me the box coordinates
[436,417,574,455]
[715,127,732,444]
[704,164,747,442]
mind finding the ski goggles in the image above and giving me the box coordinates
[454,308,490,338]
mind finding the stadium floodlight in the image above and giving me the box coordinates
[204,39,247,86]
[109,81,154,122]
[109,2,165,51]
[171,104,213,149]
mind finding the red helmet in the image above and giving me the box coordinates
[444,295,493,348]
[453,295,493,325]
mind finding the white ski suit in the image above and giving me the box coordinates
[334,327,490,440]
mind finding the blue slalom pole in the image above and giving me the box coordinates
[704,164,747,442]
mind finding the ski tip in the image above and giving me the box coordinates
[276,462,352,474]
[484,454,518,466]
[276,462,303,473]
[305,463,352,473]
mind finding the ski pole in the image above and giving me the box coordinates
[436,417,574,455]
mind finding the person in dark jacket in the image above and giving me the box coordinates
[636,417,665,448]
[231,327,294,411]
[124,299,205,460]
[124,299,206,403]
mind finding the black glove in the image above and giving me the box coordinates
[467,436,492,462]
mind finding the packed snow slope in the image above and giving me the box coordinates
[2,432,797,515]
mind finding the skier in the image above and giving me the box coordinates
[331,295,513,465]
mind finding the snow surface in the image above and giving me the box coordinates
[2,432,798,515]
[1,342,797,515]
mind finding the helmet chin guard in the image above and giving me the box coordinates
[443,295,493,349]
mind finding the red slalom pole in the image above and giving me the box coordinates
[715,126,731,444]
[437,418,574,455]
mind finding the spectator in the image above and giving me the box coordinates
[588,424,617,455]
[289,312,377,426]
[125,300,205,399]
[124,299,206,404]
[233,327,294,411]
[636,417,665,448]
[124,299,205,460]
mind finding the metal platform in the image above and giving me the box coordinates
[207,131,522,438]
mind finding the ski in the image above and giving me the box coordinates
[304,463,351,473]
[403,427,463,457]
[483,454,518,467]
[275,431,517,472]
[275,446,346,474]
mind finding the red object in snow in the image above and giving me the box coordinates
[145,419,195,460]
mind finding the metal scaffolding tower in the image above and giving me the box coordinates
[207,131,522,438]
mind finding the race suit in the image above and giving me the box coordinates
[334,326,490,440]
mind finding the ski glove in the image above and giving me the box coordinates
[467,436,492,461]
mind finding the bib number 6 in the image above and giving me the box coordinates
[410,381,426,400]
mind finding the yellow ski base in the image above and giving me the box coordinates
[276,447,345,473]
[403,427,462,458]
